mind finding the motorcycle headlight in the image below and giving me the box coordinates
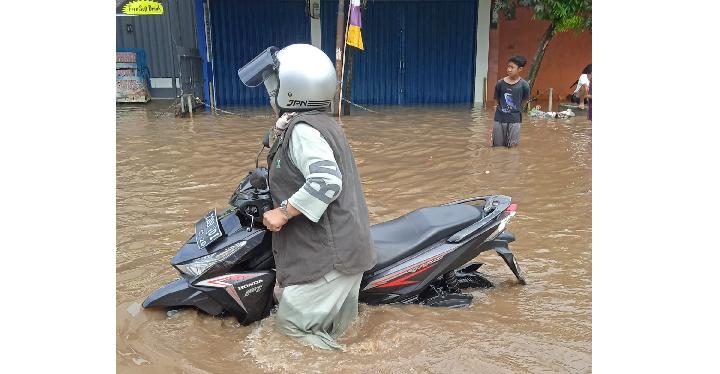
[176,240,247,277]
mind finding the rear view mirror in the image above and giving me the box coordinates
[256,129,272,168]
[262,129,271,148]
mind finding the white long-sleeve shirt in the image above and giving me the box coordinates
[286,123,343,223]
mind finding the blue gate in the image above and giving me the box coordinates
[322,0,478,105]
[210,0,311,106]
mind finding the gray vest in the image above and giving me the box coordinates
[268,111,377,287]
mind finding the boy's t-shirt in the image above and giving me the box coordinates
[494,78,530,124]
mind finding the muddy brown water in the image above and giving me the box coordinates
[117,102,591,373]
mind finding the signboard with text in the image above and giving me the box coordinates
[116,0,164,16]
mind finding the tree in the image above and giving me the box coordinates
[493,0,592,91]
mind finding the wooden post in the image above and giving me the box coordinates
[482,77,487,105]
[332,0,346,115]
[343,47,354,115]
[187,95,194,118]
[548,87,553,112]
[209,81,216,114]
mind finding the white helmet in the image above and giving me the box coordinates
[238,44,336,111]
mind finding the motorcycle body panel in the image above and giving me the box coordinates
[142,277,224,316]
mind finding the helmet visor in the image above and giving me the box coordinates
[237,46,280,87]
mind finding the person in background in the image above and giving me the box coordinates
[587,74,592,123]
[492,55,531,148]
[570,64,592,110]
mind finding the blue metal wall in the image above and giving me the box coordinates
[210,0,311,106]
[322,0,478,105]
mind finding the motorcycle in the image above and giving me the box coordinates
[143,132,526,325]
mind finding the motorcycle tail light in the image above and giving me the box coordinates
[486,210,516,242]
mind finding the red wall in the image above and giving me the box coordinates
[488,7,592,106]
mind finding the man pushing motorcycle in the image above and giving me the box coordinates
[237,44,377,350]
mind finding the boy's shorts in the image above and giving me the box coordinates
[492,121,521,148]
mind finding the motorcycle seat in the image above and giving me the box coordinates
[369,204,483,272]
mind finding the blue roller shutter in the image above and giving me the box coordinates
[321,0,477,105]
[210,0,311,106]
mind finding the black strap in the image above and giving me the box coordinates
[266,130,285,167]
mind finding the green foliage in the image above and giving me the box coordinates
[493,0,592,33]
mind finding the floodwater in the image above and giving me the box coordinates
[117,101,591,373]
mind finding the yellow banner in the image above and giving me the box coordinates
[346,25,364,50]
[122,0,164,15]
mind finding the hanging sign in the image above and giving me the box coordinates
[118,0,164,16]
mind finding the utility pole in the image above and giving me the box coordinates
[343,47,354,115]
[332,0,346,115]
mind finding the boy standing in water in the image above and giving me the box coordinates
[493,55,531,148]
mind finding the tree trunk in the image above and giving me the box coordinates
[527,22,555,92]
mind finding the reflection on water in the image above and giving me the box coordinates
[117,101,591,373]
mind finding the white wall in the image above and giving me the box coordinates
[474,0,491,103]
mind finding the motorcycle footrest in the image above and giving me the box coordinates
[423,292,473,308]
[454,270,494,289]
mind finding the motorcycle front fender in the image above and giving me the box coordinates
[142,277,224,316]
